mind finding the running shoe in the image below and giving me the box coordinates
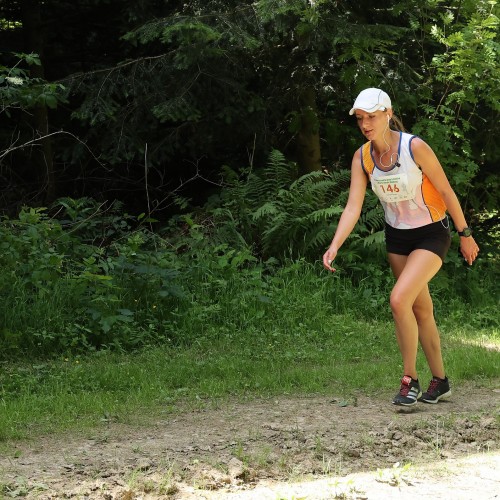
[392,375,421,406]
[420,376,451,404]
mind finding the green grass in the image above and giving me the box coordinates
[1,253,499,442]
[1,312,498,442]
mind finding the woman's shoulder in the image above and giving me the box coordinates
[407,135,432,151]
[401,131,422,142]
[404,134,431,154]
[407,136,440,166]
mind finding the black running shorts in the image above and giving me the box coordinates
[385,220,451,261]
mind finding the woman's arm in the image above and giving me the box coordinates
[323,149,368,272]
[411,137,479,265]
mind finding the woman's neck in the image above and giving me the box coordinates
[371,130,399,155]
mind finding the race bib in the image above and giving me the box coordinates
[371,173,416,203]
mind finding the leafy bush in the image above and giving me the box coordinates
[0,183,497,360]
[0,52,66,115]
[207,149,386,271]
[0,202,186,356]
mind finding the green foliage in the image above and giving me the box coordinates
[0,0,498,229]
[0,201,185,355]
[0,0,498,364]
[0,193,497,367]
[211,150,385,273]
[413,0,499,207]
[0,52,66,116]
[0,254,498,441]
[63,0,421,182]
[70,5,264,168]
[53,197,136,245]
[0,207,68,294]
[430,1,499,112]
[412,115,478,193]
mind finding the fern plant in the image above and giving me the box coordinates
[215,149,386,265]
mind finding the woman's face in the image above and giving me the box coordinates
[355,109,391,141]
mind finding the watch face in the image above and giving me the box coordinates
[461,228,472,237]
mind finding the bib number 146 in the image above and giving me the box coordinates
[372,173,415,202]
[379,183,400,193]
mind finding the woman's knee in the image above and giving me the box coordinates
[390,290,433,320]
[390,290,410,316]
[413,301,434,323]
[412,293,434,323]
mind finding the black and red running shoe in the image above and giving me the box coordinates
[420,377,451,404]
[392,375,421,406]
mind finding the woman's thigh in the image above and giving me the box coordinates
[388,249,442,308]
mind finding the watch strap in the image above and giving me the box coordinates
[458,227,473,237]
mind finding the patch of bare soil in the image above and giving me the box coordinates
[1,384,499,499]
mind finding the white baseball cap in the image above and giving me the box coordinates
[349,88,392,115]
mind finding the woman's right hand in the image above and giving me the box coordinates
[322,246,338,272]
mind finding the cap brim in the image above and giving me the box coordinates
[349,104,385,115]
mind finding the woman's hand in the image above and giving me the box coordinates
[323,246,338,272]
[460,236,479,266]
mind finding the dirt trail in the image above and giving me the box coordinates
[1,384,499,499]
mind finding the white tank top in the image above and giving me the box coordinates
[360,132,447,229]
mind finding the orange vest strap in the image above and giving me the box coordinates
[361,142,375,177]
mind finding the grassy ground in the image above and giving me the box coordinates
[1,252,499,442]
[1,308,498,442]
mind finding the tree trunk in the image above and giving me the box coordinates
[20,0,56,203]
[296,86,322,174]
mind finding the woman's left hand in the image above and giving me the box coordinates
[460,236,479,265]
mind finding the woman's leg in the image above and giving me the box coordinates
[388,250,444,379]
[412,285,446,379]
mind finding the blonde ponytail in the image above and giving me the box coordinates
[389,114,406,132]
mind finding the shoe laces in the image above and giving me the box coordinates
[399,381,411,396]
[427,378,441,393]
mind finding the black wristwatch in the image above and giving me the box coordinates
[458,227,473,237]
